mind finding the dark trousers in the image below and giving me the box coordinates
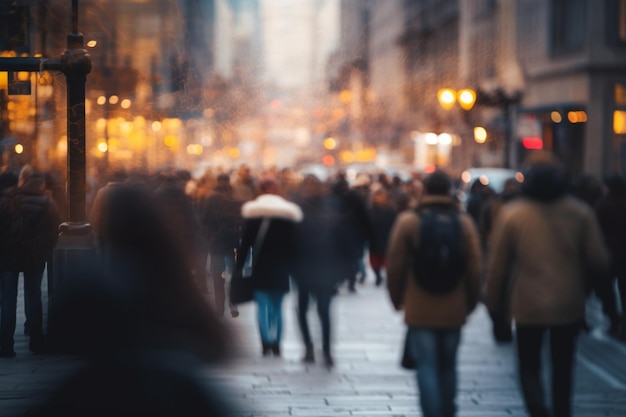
[516,323,580,417]
[0,263,46,351]
[296,286,333,352]
[208,251,235,316]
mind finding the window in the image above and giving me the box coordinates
[551,0,587,55]
[612,82,626,176]
[608,0,626,45]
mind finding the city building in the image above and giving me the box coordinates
[331,0,626,177]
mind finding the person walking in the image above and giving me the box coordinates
[292,175,346,367]
[385,169,482,417]
[485,157,610,417]
[31,181,235,416]
[200,173,244,318]
[595,173,626,339]
[330,173,374,292]
[0,166,61,357]
[366,187,397,286]
[234,178,302,356]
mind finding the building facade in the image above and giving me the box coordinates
[331,0,626,177]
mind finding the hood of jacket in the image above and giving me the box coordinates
[418,195,458,210]
[242,194,303,222]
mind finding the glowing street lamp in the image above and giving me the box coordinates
[458,89,477,110]
[437,88,457,110]
[474,126,487,143]
[437,88,476,111]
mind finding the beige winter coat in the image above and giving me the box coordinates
[485,196,610,325]
[386,195,483,328]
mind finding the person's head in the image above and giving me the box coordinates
[423,170,452,196]
[214,173,232,193]
[604,173,626,199]
[502,177,521,194]
[299,174,325,198]
[238,164,251,179]
[259,176,280,195]
[521,154,569,202]
[569,173,603,207]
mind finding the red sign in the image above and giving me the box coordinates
[522,137,543,150]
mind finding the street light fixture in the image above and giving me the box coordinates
[437,88,477,111]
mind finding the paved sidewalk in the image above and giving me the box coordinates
[1,272,626,416]
[213,283,626,417]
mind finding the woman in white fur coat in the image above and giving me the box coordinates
[234,178,303,356]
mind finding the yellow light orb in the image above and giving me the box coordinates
[474,127,487,143]
[151,121,162,132]
[96,96,106,106]
[551,111,562,123]
[437,88,456,110]
[108,95,119,105]
[228,148,240,158]
[458,89,476,110]
[86,40,98,48]
[323,137,337,150]
[14,144,24,154]
[97,141,108,153]
[120,99,131,109]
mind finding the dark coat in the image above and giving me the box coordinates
[292,192,350,292]
[596,193,626,276]
[330,181,375,265]
[1,177,60,270]
[368,204,396,255]
[235,194,303,293]
[200,186,244,255]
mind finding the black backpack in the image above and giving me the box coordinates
[413,208,466,294]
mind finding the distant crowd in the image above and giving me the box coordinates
[0,156,624,416]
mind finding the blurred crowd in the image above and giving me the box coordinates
[0,156,623,416]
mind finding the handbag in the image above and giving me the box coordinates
[229,218,271,304]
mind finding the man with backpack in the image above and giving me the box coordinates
[0,166,61,357]
[385,169,482,417]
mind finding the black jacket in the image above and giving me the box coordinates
[235,194,303,293]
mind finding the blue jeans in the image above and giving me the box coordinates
[407,327,461,417]
[0,264,46,351]
[253,290,285,345]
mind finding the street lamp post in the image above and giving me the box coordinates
[437,87,522,169]
[475,88,522,169]
[0,0,93,348]
[0,0,91,220]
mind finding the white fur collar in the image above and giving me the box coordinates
[242,194,303,222]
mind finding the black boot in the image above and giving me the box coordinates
[262,343,272,357]
[271,344,281,356]
[323,349,334,368]
[302,344,314,363]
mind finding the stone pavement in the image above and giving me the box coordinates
[1,272,626,417]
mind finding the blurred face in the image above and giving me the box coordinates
[239,166,251,179]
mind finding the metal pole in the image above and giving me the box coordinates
[62,0,91,222]
[503,100,511,169]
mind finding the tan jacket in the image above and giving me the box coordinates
[386,195,483,328]
[485,196,610,325]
